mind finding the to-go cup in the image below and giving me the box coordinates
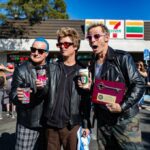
[79,68,89,88]
[20,83,30,104]
[36,65,47,85]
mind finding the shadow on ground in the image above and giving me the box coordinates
[0,132,15,150]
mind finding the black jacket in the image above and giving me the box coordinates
[91,47,145,124]
[10,61,48,128]
[44,62,91,129]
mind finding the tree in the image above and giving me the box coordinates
[0,0,69,23]
[49,0,69,19]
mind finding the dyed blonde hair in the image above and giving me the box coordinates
[57,27,80,51]
[87,23,110,35]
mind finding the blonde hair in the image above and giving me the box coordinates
[87,23,110,35]
[0,70,6,85]
[57,27,80,51]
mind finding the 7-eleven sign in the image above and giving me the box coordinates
[106,20,124,39]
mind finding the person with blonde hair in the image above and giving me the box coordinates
[0,64,16,118]
[44,27,91,150]
[0,70,6,84]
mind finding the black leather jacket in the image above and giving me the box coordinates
[44,62,91,129]
[91,47,145,123]
[10,61,48,128]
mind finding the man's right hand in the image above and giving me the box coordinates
[17,87,32,101]
[17,88,25,101]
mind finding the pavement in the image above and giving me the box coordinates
[0,112,16,150]
[0,107,150,150]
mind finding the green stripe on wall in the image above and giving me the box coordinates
[126,27,144,33]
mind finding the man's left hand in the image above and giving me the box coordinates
[35,79,44,89]
[106,103,122,113]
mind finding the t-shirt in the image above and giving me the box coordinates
[48,63,77,128]
[95,63,103,78]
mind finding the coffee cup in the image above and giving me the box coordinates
[79,68,89,88]
[21,83,30,104]
[36,65,47,85]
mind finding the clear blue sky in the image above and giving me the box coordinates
[65,0,150,20]
[1,0,150,20]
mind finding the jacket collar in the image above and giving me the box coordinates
[105,46,116,61]
[97,46,117,78]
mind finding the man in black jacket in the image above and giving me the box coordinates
[44,27,91,150]
[10,37,49,150]
[85,24,145,149]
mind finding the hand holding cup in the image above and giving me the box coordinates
[78,68,92,90]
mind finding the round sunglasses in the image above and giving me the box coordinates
[86,33,105,41]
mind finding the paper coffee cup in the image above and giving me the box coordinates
[20,83,30,104]
[22,87,30,104]
[79,68,89,88]
[37,69,47,85]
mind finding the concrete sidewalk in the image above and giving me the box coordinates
[0,109,150,150]
[0,112,16,150]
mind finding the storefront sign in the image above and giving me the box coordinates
[106,20,124,39]
[125,20,144,39]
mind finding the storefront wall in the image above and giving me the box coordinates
[0,39,149,65]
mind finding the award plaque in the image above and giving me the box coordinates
[92,79,126,105]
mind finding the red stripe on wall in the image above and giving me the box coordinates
[126,34,144,38]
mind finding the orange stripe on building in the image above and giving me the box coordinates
[109,21,118,25]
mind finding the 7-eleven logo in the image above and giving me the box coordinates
[112,21,121,38]
[106,20,124,39]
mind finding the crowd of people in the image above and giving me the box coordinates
[0,23,149,150]
[0,63,16,120]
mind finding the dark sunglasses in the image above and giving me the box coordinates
[30,47,46,54]
[86,33,105,41]
[56,42,73,49]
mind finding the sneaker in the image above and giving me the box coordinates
[0,116,3,120]
[11,115,15,119]
[6,112,10,116]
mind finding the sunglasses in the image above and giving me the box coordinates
[56,42,73,49]
[86,33,105,41]
[30,47,46,54]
